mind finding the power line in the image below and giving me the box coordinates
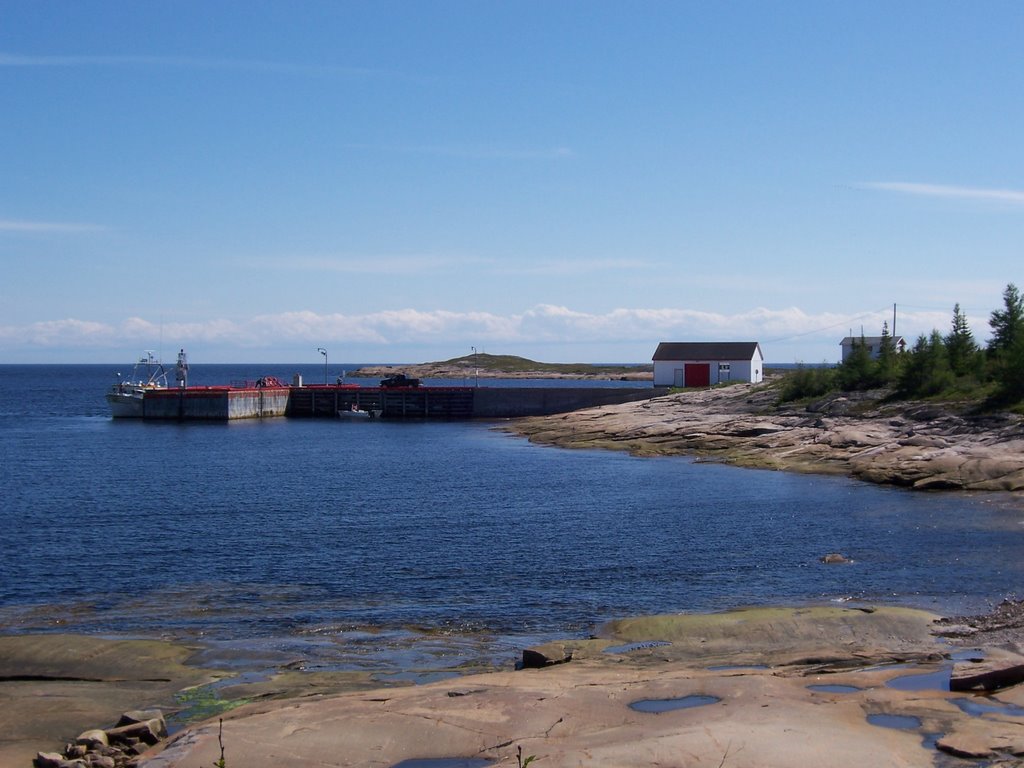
[764,306,891,344]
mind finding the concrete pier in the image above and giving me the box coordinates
[137,384,668,421]
[141,386,290,420]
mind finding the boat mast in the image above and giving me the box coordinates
[175,349,189,389]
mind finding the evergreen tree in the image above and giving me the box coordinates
[897,331,953,397]
[875,321,899,385]
[989,283,1024,355]
[945,303,979,378]
[837,334,875,391]
[987,283,1024,403]
[995,336,1024,402]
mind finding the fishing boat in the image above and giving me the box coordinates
[106,351,170,418]
[337,403,381,419]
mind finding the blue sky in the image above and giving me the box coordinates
[2,1,1022,364]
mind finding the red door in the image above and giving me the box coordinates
[684,363,710,388]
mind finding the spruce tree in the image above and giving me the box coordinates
[875,321,899,385]
[897,331,953,397]
[988,283,1024,403]
[989,283,1024,355]
[945,303,979,378]
[837,334,875,391]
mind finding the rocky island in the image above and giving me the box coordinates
[350,353,653,381]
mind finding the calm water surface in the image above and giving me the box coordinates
[1,364,1022,671]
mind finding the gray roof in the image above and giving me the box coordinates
[652,342,763,362]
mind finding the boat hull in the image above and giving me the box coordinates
[106,391,145,418]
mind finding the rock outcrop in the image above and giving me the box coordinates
[34,710,167,768]
[134,605,1024,768]
[508,382,1024,493]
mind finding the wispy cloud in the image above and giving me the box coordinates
[256,253,643,277]
[859,181,1024,206]
[276,253,492,275]
[495,258,656,276]
[0,219,106,233]
[0,51,386,79]
[342,143,575,160]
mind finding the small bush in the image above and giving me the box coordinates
[777,365,837,402]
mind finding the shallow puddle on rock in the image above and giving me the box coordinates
[920,732,943,751]
[391,759,493,768]
[867,713,922,730]
[629,694,720,713]
[952,697,1024,718]
[886,667,951,692]
[807,684,862,693]
[950,648,985,662]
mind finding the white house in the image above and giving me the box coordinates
[839,335,906,362]
[652,342,764,388]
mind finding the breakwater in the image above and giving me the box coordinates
[136,383,668,420]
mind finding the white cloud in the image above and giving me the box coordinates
[859,181,1024,206]
[0,305,971,355]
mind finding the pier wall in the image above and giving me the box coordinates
[142,387,289,420]
[140,385,666,421]
[470,387,669,417]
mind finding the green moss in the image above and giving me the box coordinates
[172,684,251,725]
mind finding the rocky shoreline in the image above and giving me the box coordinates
[9,382,1024,766]
[9,599,1024,767]
[508,380,1024,493]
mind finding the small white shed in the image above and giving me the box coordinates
[652,342,764,388]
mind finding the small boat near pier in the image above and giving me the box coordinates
[106,351,170,418]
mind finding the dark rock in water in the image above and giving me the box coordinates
[950,648,1024,692]
[820,553,853,564]
[522,643,573,668]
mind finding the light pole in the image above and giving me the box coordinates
[317,347,327,385]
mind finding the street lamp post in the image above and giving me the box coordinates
[317,347,327,385]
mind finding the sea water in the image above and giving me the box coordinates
[1,363,1023,670]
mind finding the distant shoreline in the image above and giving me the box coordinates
[349,363,654,381]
